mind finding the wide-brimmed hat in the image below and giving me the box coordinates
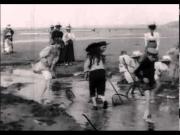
[161,55,172,62]
[85,41,110,52]
[148,22,156,30]
[55,23,62,27]
[131,50,143,58]
[147,48,158,55]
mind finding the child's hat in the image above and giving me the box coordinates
[85,41,110,52]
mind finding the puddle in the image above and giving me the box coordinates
[1,68,179,130]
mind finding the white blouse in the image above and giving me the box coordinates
[119,54,135,73]
[84,57,105,72]
[62,32,75,44]
[144,31,160,50]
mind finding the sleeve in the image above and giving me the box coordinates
[84,57,90,73]
[62,33,67,43]
[144,33,148,47]
[134,60,145,79]
[154,62,161,80]
[11,29,14,35]
[156,32,160,50]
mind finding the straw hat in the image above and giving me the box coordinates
[161,55,172,62]
[131,50,143,58]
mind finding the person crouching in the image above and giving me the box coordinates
[84,41,109,110]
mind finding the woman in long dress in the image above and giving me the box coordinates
[63,25,75,66]
[3,34,13,54]
[144,23,160,51]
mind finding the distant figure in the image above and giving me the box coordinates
[63,25,76,66]
[51,23,65,64]
[3,33,13,54]
[118,50,135,84]
[84,41,109,110]
[49,25,54,45]
[2,24,14,52]
[144,23,160,51]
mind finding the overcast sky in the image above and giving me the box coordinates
[1,4,179,28]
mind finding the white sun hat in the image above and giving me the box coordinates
[131,50,143,58]
[161,55,172,62]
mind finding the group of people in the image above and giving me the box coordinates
[2,24,14,54]
[49,23,76,66]
[16,21,178,124]
[83,22,179,124]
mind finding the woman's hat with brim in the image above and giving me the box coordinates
[148,22,156,30]
[85,41,110,52]
[55,23,62,27]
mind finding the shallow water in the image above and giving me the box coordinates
[1,70,179,130]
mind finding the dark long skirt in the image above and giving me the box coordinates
[64,40,75,63]
[57,47,66,64]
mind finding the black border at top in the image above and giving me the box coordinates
[0,0,179,4]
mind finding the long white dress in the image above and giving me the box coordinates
[4,38,13,53]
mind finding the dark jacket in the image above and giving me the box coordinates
[51,29,63,40]
[134,56,155,85]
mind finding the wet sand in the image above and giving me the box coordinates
[0,90,82,131]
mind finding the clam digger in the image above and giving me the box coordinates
[32,38,76,104]
[32,39,61,103]
[84,41,109,110]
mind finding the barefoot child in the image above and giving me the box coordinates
[32,41,61,102]
[134,48,158,123]
[84,41,109,110]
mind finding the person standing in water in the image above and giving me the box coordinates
[134,48,158,123]
[84,41,109,110]
[32,40,61,103]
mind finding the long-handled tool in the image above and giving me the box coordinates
[82,113,98,131]
[122,58,144,96]
[106,77,128,106]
